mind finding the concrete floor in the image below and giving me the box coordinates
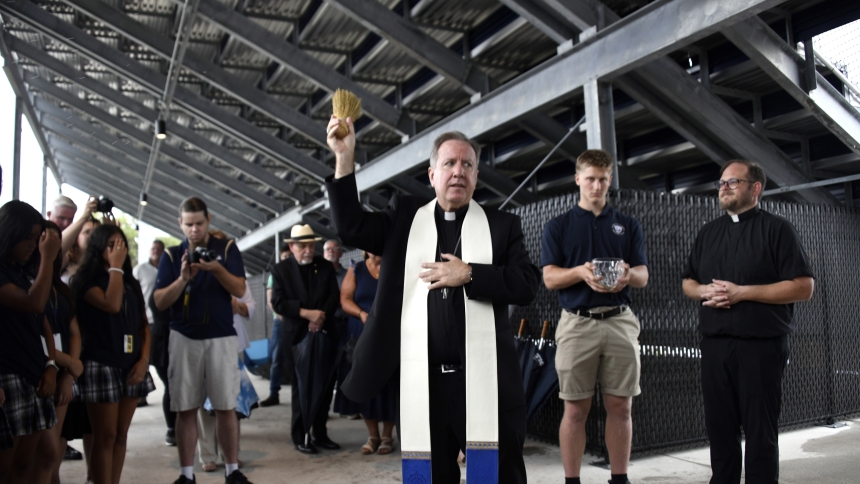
[58,374,860,483]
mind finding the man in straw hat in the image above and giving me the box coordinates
[269,224,341,454]
[325,116,540,483]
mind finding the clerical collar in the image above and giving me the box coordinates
[727,206,759,223]
[436,203,469,222]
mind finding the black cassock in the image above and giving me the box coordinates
[326,173,540,483]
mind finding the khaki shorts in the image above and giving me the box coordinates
[554,307,641,400]
[168,330,240,412]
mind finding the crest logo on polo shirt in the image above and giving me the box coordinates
[612,223,625,235]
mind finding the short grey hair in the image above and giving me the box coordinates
[52,195,77,211]
[429,131,481,167]
[324,239,342,250]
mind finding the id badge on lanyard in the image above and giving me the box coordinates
[124,335,133,353]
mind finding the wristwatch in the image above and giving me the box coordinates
[45,360,59,371]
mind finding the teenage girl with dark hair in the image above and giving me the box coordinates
[72,224,154,484]
[0,200,62,483]
[30,221,84,484]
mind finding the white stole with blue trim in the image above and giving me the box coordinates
[400,198,499,483]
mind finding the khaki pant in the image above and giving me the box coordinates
[168,330,240,412]
[554,307,641,400]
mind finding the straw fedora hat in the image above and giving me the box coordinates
[284,224,323,243]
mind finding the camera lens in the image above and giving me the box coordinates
[97,196,114,213]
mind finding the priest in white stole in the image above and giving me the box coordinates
[325,117,540,484]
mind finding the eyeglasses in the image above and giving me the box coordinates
[715,178,753,190]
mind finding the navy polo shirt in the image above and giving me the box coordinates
[155,236,245,340]
[541,204,648,311]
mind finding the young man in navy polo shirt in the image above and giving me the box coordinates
[541,150,649,484]
[154,197,252,484]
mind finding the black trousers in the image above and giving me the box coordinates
[700,335,789,484]
[290,366,337,445]
[427,370,527,484]
[154,364,176,431]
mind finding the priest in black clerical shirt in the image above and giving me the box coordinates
[683,160,814,484]
[325,117,540,484]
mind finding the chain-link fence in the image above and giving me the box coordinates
[511,190,860,456]
[814,19,860,107]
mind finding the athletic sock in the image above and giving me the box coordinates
[225,463,239,476]
[610,473,629,484]
[180,466,194,479]
[565,478,581,484]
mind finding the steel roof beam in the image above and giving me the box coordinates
[496,0,576,43]
[520,0,832,203]
[39,111,265,228]
[186,0,414,136]
[236,0,789,250]
[60,168,189,229]
[723,17,860,158]
[55,150,249,236]
[27,79,284,213]
[44,130,264,232]
[6,35,314,205]
[632,56,834,204]
[60,0,335,150]
[0,0,332,182]
[59,171,190,238]
[517,113,588,162]
[540,0,603,31]
[614,72,734,164]
[350,0,787,192]
[49,141,255,234]
[390,175,435,199]
[325,0,489,96]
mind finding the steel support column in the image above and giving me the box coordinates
[583,79,618,189]
[12,96,22,201]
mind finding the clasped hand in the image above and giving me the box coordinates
[701,279,744,309]
[420,254,471,290]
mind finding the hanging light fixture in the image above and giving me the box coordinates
[156,119,167,140]
[140,192,148,206]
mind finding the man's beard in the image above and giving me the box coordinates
[719,191,755,212]
[297,258,312,265]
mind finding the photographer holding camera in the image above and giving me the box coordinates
[153,197,251,484]
[48,195,117,264]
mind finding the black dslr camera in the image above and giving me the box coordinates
[97,196,114,213]
[188,246,217,264]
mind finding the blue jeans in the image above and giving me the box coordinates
[268,317,284,395]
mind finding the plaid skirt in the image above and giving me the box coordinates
[0,373,56,439]
[78,360,155,404]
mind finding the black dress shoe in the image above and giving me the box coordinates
[311,438,341,450]
[295,443,318,454]
[64,444,83,460]
[259,394,280,407]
